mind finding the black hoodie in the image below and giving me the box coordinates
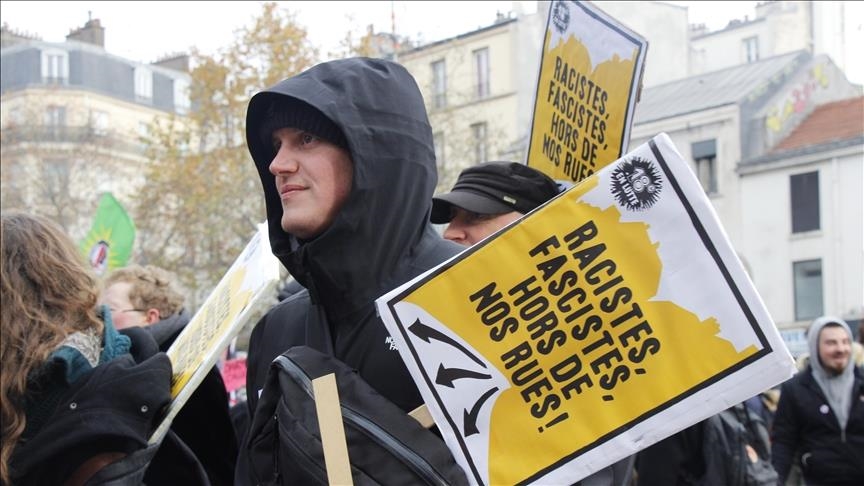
[241,56,463,442]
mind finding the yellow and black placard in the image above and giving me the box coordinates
[527,0,648,184]
[378,135,794,485]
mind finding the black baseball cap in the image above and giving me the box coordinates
[431,162,560,224]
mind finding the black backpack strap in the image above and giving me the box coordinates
[246,346,470,486]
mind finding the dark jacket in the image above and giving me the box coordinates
[237,58,463,482]
[143,313,238,486]
[10,325,172,485]
[771,366,864,485]
[635,420,706,486]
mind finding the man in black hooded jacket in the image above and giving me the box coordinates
[236,57,464,483]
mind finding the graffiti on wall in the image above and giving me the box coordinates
[765,63,830,133]
[747,56,802,104]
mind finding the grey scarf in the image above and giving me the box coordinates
[807,316,855,429]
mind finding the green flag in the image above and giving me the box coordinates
[80,192,135,276]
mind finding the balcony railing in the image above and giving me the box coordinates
[1,125,142,154]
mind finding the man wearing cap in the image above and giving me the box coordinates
[431,161,561,246]
[432,161,637,486]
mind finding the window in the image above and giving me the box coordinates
[42,158,69,196]
[90,110,108,136]
[174,78,190,114]
[134,66,153,101]
[473,48,490,99]
[471,122,488,164]
[43,105,65,141]
[790,171,820,233]
[691,139,717,194]
[40,49,69,84]
[433,131,445,170]
[44,105,66,126]
[793,259,823,321]
[137,121,150,148]
[743,36,759,63]
[431,59,447,109]
[8,107,24,126]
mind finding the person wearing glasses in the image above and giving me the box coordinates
[101,264,238,485]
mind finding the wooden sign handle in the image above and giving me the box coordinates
[312,373,354,486]
[409,404,435,429]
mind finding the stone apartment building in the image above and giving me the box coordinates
[0,18,191,238]
[397,14,525,192]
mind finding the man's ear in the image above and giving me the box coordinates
[145,308,162,325]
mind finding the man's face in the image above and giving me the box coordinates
[100,282,148,330]
[818,325,851,375]
[269,127,353,239]
[443,207,522,246]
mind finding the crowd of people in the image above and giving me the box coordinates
[1,57,862,485]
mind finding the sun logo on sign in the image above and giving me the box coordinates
[610,156,663,211]
[551,0,571,35]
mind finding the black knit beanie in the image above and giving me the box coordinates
[258,97,348,150]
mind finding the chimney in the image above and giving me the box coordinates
[152,53,190,73]
[66,14,105,48]
[1,22,42,48]
[689,22,709,37]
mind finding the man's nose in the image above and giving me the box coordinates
[269,147,299,175]
[443,222,469,246]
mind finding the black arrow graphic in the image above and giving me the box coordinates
[463,387,499,437]
[435,363,491,388]
[408,319,486,368]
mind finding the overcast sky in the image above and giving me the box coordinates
[1,1,861,83]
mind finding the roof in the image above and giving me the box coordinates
[399,17,517,57]
[634,51,806,124]
[771,96,864,153]
[690,16,765,40]
[1,38,189,80]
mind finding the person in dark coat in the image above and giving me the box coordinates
[1,212,172,485]
[431,161,561,246]
[102,264,238,485]
[236,57,464,482]
[772,316,864,485]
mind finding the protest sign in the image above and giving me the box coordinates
[376,133,796,485]
[527,0,648,184]
[150,222,281,444]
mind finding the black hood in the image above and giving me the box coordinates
[246,58,441,320]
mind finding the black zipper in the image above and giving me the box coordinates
[273,355,450,486]
[341,404,450,486]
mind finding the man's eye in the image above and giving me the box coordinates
[272,138,281,151]
[301,133,319,145]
